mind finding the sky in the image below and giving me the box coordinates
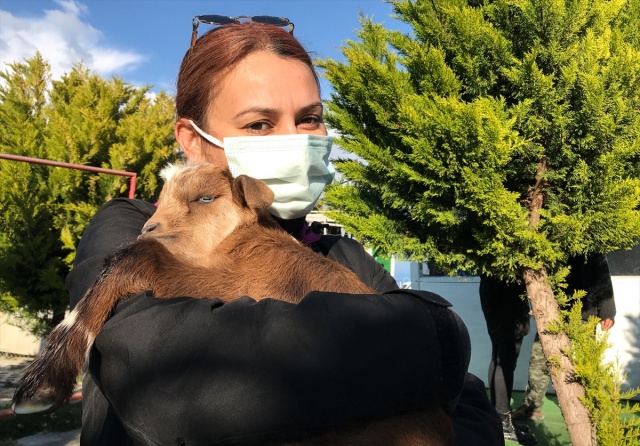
[0,0,411,99]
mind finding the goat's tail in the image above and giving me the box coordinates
[12,242,155,415]
[11,306,93,414]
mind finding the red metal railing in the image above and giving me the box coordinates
[0,153,137,199]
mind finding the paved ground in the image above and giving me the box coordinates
[0,355,31,411]
[1,355,80,446]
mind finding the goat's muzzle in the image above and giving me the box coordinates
[139,222,160,240]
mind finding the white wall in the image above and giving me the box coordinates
[0,312,41,356]
[603,277,640,390]
[390,257,412,288]
[405,262,640,398]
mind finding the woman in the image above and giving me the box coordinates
[67,17,501,445]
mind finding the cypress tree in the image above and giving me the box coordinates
[0,54,180,335]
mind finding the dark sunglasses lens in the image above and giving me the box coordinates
[251,16,290,27]
[197,14,238,25]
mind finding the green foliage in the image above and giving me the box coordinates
[318,0,640,280]
[548,294,640,444]
[0,53,180,335]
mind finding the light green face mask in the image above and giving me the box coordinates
[188,120,335,219]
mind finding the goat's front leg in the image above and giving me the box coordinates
[12,240,171,414]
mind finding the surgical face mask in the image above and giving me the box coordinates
[189,120,335,219]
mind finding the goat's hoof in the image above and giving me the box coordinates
[12,391,63,415]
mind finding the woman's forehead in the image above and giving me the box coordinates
[209,52,320,117]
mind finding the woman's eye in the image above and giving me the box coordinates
[198,196,214,203]
[298,115,323,127]
[246,121,270,132]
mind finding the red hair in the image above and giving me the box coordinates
[176,23,319,129]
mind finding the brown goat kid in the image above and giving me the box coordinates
[12,163,454,445]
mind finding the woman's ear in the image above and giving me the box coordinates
[175,118,228,167]
[175,118,206,163]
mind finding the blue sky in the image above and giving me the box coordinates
[0,0,410,99]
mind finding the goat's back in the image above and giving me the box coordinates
[159,224,375,304]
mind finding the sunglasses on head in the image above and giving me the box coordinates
[191,15,295,48]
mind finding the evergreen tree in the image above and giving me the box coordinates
[319,1,640,444]
[0,54,180,335]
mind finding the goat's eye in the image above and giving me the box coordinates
[198,196,214,203]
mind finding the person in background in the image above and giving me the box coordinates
[67,15,503,445]
[480,253,616,445]
[479,276,538,445]
[512,254,616,422]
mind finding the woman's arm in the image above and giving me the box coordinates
[66,198,155,445]
[91,289,471,445]
[314,235,399,293]
[66,198,155,308]
[71,208,498,445]
[589,254,617,321]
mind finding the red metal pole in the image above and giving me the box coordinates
[0,153,137,199]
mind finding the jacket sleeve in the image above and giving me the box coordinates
[316,235,400,293]
[89,289,474,445]
[590,254,617,320]
[66,198,154,445]
[70,209,498,444]
[569,254,617,322]
[66,198,155,309]
[451,373,504,446]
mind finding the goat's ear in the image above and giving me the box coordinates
[232,175,274,210]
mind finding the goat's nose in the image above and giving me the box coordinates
[140,222,159,235]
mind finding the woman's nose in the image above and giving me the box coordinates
[279,119,299,135]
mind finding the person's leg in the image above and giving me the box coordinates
[493,322,537,440]
[491,326,523,413]
[525,333,550,410]
[514,333,548,421]
[487,340,499,409]
[480,277,537,444]
[480,278,513,413]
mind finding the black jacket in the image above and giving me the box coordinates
[66,198,502,446]
[480,253,616,328]
[566,254,616,321]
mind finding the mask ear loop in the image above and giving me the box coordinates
[188,120,225,148]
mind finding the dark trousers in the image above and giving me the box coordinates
[479,277,530,414]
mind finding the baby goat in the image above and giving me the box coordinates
[13,163,454,445]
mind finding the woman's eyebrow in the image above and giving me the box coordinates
[298,102,324,114]
[232,102,323,120]
[233,106,280,119]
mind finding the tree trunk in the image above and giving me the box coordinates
[524,158,595,445]
[523,268,595,446]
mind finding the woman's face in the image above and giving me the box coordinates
[177,51,327,166]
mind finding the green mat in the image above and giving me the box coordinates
[505,392,571,446]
